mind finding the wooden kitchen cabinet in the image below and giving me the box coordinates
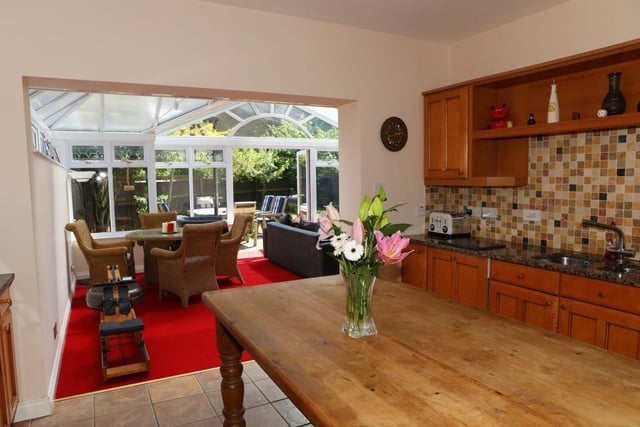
[559,274,640,360]
[423,38,640,187]
[423,86,468,181]
[400,243,427,289]
[0,280,17,427]
[427,248,487,309]
[489,261,560,331]
[489,281,559,332]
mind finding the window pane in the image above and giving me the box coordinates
[72,145,104,161]
[194,149,223,163]
[113,167,148,231]
[156,168,189,214]
[69,168,110,232]
[155,149,187,162]
[231,103,255,120]
[317,166,339,212]
[193,167,227,216]
[114,145,144,161]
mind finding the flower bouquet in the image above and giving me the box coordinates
[317,187,412,338]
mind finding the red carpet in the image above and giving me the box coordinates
[55,256,301,398]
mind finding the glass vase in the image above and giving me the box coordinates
[601,71,626,115]
[341,269,377,339]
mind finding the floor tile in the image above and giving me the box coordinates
[94,403,158,427]
[31,395,94,426]
[194,369,222,392]
[94,383,151,416]
[272,399,310,427]
[244,403,289,427]
[243,361,269,381]
[254,377,287,401]
[153,393,217,427]
[147,375,203,403]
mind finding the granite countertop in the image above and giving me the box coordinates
[0,273,14,293]
[406,234,640,287]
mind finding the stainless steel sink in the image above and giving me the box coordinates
[535,253,594,268]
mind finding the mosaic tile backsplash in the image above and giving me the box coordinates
[425,127,640,258]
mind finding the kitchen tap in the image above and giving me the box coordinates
[582,219,636,263]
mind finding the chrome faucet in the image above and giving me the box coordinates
[582,219,636,263]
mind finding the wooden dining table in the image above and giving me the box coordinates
[202,275,640,427]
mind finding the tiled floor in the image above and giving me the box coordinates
[16,361,312,426]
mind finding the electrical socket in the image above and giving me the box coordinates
[523,209,542,222]
[482,207,498,219]
[417,206,426,216]
[469,206,482,218]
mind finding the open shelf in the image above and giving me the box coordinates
[473,112,640,140]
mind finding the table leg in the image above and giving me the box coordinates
[216,320,246,427]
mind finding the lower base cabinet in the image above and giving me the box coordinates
[559,297,640,360]
[0,285,16,427]
[428,248,487,309]
[489,281,559,331]
[401,243,427,289]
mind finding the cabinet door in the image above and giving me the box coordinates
[401,243,427,289]
[428,248,487,309]
[489,280,558,331]
[559,297,640,360]
[455,252,487,309]
[424,86,468,180]
[428,248,456,300]
[0,299,16,426]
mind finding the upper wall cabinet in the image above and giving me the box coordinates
[423,38,640,187]
[424,86,469,181]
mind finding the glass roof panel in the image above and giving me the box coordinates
[231,103,256,120]
[54,95,102,131]
[103,94,158,132]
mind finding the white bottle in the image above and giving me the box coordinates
[547,80,559,123]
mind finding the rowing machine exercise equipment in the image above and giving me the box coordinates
[86,264,150,381]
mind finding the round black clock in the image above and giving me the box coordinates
[380,116,407,152]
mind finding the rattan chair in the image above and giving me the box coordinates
[151,221,227,307]
[139,212,178,286]
[234,201,256,244]
[65,219,135,286]
[217,213,253,284]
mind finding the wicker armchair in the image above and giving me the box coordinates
[139,212,179,286]
[217,213,253,284]
[65,219,135,286]
[151,221,227,307]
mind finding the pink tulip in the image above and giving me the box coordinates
[374,230,412,264]
[351,218,365,244]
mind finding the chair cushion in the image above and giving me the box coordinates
[177,215,223,226]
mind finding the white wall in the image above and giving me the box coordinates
[449,0,640,82]
[0,0,445,420]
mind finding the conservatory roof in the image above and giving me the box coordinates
[28,89,338,136]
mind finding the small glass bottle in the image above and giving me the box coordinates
[547,80,559,123]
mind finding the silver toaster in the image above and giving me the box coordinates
[428,211,471,236]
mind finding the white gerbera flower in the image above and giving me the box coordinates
[343,240,364,262]
[331,233,349,255]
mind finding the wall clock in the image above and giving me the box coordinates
[380,116,407,152]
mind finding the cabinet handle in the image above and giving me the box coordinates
[598,291,605,298]
[560,304,567,310]
[544,301,550,307]
[0,298,11,307]
[516,274,524,279]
